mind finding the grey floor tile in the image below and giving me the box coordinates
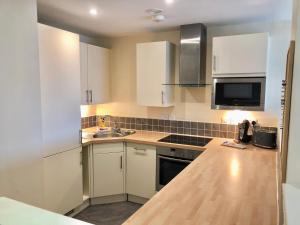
[74,202,142,225]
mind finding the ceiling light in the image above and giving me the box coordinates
[146,9,165,22]
[152,14,165,22]
[146,8,163,15]
[165,0,174,4]
[89,8,98,16]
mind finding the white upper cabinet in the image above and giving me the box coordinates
[80,43,89,104]
[80,42,111,105]
[38,24,81,157]
[137,41,174,107]
[212,33,269,77]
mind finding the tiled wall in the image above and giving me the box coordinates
[81,116,98,129]
[108,117,239,138]
[81,115,277,139]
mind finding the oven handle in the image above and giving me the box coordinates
[158,155,192,164]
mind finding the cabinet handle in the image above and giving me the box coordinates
[86,90,89,103]
[120,155,123,169]
[89,90,93,103]
[134,147,146,151]
[80,151,82,166]
[213,55,217,72]
[161,91,164,105]
[79,130,82,144]
[158,155,192,164]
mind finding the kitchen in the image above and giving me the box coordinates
[0,0,299,225]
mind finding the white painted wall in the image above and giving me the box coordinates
[93,21,291,126]
[287,0,300,188]
[0,0,44,207]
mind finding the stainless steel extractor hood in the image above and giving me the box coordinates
[179,23,207,86]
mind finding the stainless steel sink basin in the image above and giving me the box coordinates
[93,133,124,138]
[93,129,136,139]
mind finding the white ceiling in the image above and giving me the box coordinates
[37,0,293,37]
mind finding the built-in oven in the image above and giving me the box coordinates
[211,77,266,111]
[156,147,202,191]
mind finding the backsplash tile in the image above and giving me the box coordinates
[81,116,97,129]
[81,115,277,139]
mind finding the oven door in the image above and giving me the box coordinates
[211,77,266,111]
[156,155,192,191]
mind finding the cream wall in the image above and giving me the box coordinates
[0,0,44,207]
[85,20,291,126]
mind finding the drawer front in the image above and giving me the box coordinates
[93,143,124,154]
[126,143,156,151]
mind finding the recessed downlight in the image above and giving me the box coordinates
[89,8,98,16]
[146,8,163,15]
[152,14,165,22]
[146,9,165,22]
[165,0,174,4]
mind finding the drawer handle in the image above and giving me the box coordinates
[158,155,192,164]
[134,147,146,151]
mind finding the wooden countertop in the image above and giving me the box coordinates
[82,128,206,151]
[82,127,279,225]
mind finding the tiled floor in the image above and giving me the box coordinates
[74,202,142,225]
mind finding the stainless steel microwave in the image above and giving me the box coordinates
[211,77,266,111]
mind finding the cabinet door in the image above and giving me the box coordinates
[212,33,268,76]
[80,42,89,105]
[126,144,156,199]
[38,24,81,157]
[87,44,111,104]
[137,41,174,107]
[93,146,124,197]
[43,147,83,214]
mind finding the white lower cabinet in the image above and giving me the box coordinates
[43,147,83,214]
[126,143,156,199]
[92,143,125,197]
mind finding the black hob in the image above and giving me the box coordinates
[158,134,212,147]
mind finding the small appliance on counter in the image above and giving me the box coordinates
[252,128,277,149]
[237,120,277,149]
[238,120,253,143]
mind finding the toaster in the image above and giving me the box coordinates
[252,128,277,149]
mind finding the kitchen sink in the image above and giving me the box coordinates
[93,133,124,138]
[93,129,136,139]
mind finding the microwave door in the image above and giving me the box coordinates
[211,77,266,111]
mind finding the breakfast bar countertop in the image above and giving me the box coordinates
[82,127,279,225]
[0,197,92,225]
